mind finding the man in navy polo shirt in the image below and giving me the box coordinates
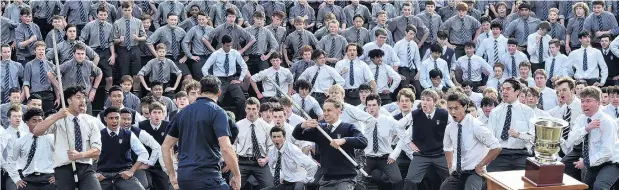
[96,107,149,190]
[163,75,241,190]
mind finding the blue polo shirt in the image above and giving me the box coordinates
[167,97,230,180]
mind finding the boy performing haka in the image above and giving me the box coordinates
[33,86,103,190]
[293,98,368,190]
[264,127,318,190]
[440,92,501,190]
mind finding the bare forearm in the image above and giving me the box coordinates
[34,114,61,136]
[172,74,182,89]
[480,148,501,166]
[222,145,240,176]
[162,143,176,177]
[82,148,101,158]
[130,161,143,173]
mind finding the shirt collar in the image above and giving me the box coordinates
[458,114,472,126]
[107,127,120,135]
[425,109,436,118]
[329,120,342,131]
[150,121,161,129]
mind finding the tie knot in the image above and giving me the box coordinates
[33,136,38,139]
[508,105,513,109]
[587,118,592,123]
[110,132,116,136]
[457,123,463,128]
[250,124,255,128]
[73,117,79,122]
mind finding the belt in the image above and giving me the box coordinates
[238,156,259,161]
[217,76,236,81]
[28,172,51,176]
[311,92,325,96]
[95,47,109,51]
[367,154,389,159]
[451,169,476,177]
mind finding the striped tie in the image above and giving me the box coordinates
[300,5,306,16]
[311,67,320,85]
[99,22,106,48]
[538,37,543,63]
[429,16,434,41]
[467,57,472,81]
[275,72,281,97]
[456,124,463,173]
[125,20,131,50]
[356,29,362,45]
[583,48,588,71]
[329,38,336,57]
[548,58,555,86]
[3,64,10,103]
[511,55,517,77]
[23,137,37,170]
[597,15,603,32]
[538,93,544,110]
[57,30,64,43]
[493,40,499,63]
[251,28,259,54]
[408,43,414,69]
[158,61,165,82]
[44,1,52,21]
[170,2,175,16]
[76,63,83,85]
[541,2,549,20]
[562,107,571,139]
[583,118,591,168]
[142,1,150,13]
[459,19,466,40]
[501,105,512,141]
[171,28,179,59]
[297,32,303,52]
[224,53,230,75]
[39,61,47,84]
[374,65,379,84]
[349,60,355,86]
[78,2,86,22]
[523,19,529,42]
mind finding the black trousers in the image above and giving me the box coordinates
[531,62,545,74]
[95,48,113,79]
[188,54,209,80]
[486,149,528,172]
[364,156,403,190]
[218,79,247,120]
[98,171,145,190]
[54,163,101,190]
[144,167,172,190]
[179,177,229,190]
[32,91,55,112]
[1,170,9,190]
[583,162,619,190]
[344,89,361,106]
[17,173,55,190]
[246,54,270,98]
[397,67,420,100]
[454,45,465,58]
[117,47,142,77]
[311,92,327,106]
[33,18,52,38]
[439,170,483,190]
[263,181,305,190]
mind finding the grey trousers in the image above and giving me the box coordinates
[404,155,450,190]
[364,157,403,190]
[262,182,305,190]
[134,169,148,189]
[54,163,102,190]
[99,171,145,190]
[318,177,355,190]
[583,163,619,190]
[486,149,527,172]
[439,172,483,190]
[239,162,274,189]
[17,173,55,190]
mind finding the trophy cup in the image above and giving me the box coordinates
[522,117,568,186]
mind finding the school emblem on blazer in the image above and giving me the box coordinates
[161,132,165,137]
[437,120,440,125]
[119,138,123,144]
[337,134,341,139]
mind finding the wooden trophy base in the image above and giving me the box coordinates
[522,157,565,187]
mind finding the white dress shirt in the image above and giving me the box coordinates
[566,111,619,166]
[444,114,501,173]
[298,64,345,93]
[361,42,401,67]
[10,133,54,182]
[46,114,102,167]
[341,103,376,132]
[279,124,312,149]
[532,108,552,117]
[453,55,493,82]
[202,48,249,81]
[235,118,273,157]
[102,127,149,164]
[526,32,551,64]
[267,142,318,183]
[370,63,401,92]
[0,134,19,184]
[545,53,573,78]
[125,125,162,166]
[477,34,508,65]
[499,51,528,78]
[602,104,619,119]
[487,101,536,150]
[469,92,483,107]
[393,38,421,69]
[364,115,406,157]
[335,58,375,89]
[548,97,584,154]
[610,36,619,57]
[287,113,306,128]
[291,94,323,118]
[251,67,294,97]
[486,77,505,91]
[569,46,608,84]
[420,57,454,88]
[538,87,559,111]
[422,45,457,66]
[356,104,391,116]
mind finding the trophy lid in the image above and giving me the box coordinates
[530,117,569,129]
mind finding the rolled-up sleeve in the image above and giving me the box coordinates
[130,133,150,164]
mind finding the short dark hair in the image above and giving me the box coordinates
[502,78,522,91]
[480,16,491,24]
[103,107,121,117]
[20,7,32,16]
[73,43,86,52]
[368,49,385,59]
[592,0,605,7]
[121,2,132,9]
[226,8,236,16]
[430,43,442,54]
[65,24,77,32]
[269,52,282,62]
[260,102,273,112]
[270,126,286,137]
[365,94,382,106]
[461,80,474,88]
[174,91,187,99]
[200,75,222,95]
[353,14,364,21]
[253,11,265,19]
[346,43,363,56]
[406,25,417,33]
[359,83,372,92]
[599,34,612,41]
[578,31,590,39]
[518,2,532,10]
[167,12,178,19]
[464,42,475,48]
[481,97,499,107]
[437,30,448,39]
[120,108,133,115]
[508,39,518,45]
[9,87,21,94]
[425,1,436,6]
[446,92,470,106]
[221,35,233,44]
[150,82,163,88]
[294,79,312,91]
[490,21,503,30]
[27,94,42,103]
[23,108,44,122]
[312,49,327,60]
[538,21,551,31]
[64,85,86,105]
[108,85,123,96]
[96,6,108,14]
[554,77,575,89]
[429,69,443,79]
